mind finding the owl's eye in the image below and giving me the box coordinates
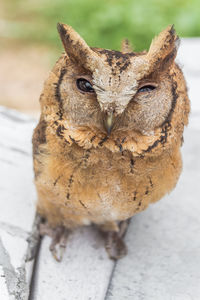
[76,78,94,93]
[138,85,156,93]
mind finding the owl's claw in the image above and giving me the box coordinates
[105,231,127,260]
[100,219,130,260]
[39,223,70,262]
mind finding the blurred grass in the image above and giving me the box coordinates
[1,0,200,53]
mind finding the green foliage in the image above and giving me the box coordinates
[3,0,200,52]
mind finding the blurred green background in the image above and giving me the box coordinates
[2,0,200,53]
[0,0,200,116]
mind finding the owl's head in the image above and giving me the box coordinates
[41,24,189,155]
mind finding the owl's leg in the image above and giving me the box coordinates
[99,219,130,260]
[39,222,71,262]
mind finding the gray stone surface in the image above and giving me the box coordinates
[177,38,200,114]
[0,107,36,232]
[177,38,200,75]
[106,124,200,300]
[0,107,38,300]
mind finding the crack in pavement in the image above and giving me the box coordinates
[0,237,29,300]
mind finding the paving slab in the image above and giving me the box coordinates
[0,107,38,300]
[177,38,200,75]
[0,107,36,232]
[177,38,200,113]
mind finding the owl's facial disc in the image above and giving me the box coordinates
[57,23,180,136]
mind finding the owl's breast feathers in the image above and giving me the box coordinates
[33,111,183,226]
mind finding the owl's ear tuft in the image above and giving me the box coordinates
[147,25,180,71]
[57,23,100,71]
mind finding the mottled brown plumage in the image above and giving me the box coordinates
[33,24,190,260]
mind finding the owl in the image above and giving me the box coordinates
[32,23,190,261]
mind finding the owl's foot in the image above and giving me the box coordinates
[39,222,70,262]
[104,231,127,260]
[100,220,130,260]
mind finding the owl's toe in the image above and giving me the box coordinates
[100,219,130,260]
[39,222,71,262]
[104,231,127,260]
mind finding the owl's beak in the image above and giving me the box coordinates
[104,112,114,135]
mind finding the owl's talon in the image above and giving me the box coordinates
[105,231,127,260]
[100,219,130,260]
[50,247,65,262]
[39,223,70,262]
